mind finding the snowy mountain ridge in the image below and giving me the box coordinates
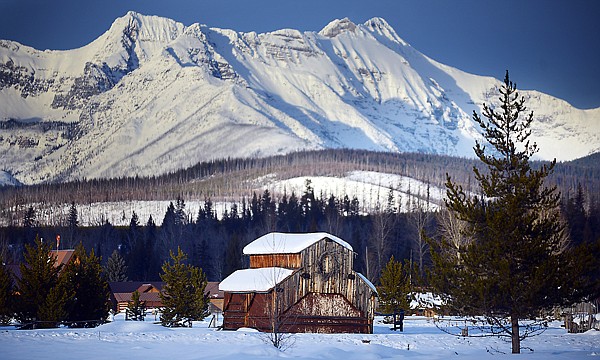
[1,12,599,185]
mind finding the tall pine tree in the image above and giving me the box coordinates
[429,72,592,353]
[378,256,412,314]
[15,235,63,326]
[60,243,110,327]
[0,264,14,325]
[67,202,78,248]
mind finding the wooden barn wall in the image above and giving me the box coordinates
[275,239,376,327]
[249,254,302,269]
[224,290,371,333]
[222,293,250,330]
[286,293,361,317]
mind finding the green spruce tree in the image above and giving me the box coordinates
[16,235,62,326]
[429,72,593,353]
[160,247,209,327]
[378,256,412,314]
[60,244,110,327]
[0,264,14,325]
[37,285,70,328]
[67,202,78,248]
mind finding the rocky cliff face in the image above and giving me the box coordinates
[0,12,598,184]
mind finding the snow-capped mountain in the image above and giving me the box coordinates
[1,12,598,184]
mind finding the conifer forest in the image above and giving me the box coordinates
[0,149,599,284]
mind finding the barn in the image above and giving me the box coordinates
[219,232,377,333]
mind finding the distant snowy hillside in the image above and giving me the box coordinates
[1,12,599,184]
[7,171,440,227]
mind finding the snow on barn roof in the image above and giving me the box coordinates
[219,267,295,292]
[243,232,353,255]
[356,272,378,294]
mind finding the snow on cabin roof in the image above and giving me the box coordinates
[243,232,353,255]
[219,267,295,293]
[410,292,444,309]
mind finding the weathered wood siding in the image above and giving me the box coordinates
[274,239,376,332]
[282,293,369,333]
[222,291,277,332]
[276,267,376,332]
[223,290,372,333]
[249,254,302,269]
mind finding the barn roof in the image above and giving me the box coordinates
[243,232,353,255]
[356,272,378,294]
[219,267,295,292]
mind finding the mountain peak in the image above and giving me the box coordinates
[319,18,357,38]
[363,17,407,46]
[0,13,597,184]
[109,11,185,44]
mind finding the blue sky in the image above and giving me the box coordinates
[1,0,598,109]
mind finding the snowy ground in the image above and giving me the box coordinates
[1,314,598,359]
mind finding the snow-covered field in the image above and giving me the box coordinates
[1,314,598,359]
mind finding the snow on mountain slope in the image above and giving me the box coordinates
[1,12,598,184]
[0,170,20,187]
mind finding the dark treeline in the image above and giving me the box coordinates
[1,184,432,283]
[2,179,599,285]
[1,149,598,223]
[1,150,598,285]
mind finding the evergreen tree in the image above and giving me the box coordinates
[429,72,593,353]
[126,290,146,321]
[60,244,110,327]
[22,206,37,243]
[22,206,36,228]
[15,235,62,325]
[223,233,243,278]
[564,183,587,245]
[0,264,14,325]
[160,247,210,327]
[37,285,70,328]
[105,250,128,282]
[162,202,177,247]
[378,256,412,314]
[175,196,187,226]
[143,215,160,280]
[67,202,78,248]
[127,211,144,280]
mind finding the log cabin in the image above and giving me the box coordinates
[219,232,377,333]
[108,281,224,314]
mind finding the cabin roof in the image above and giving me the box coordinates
[243,232,353,255]
[219,267,295,292]
[52,250,75,268]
